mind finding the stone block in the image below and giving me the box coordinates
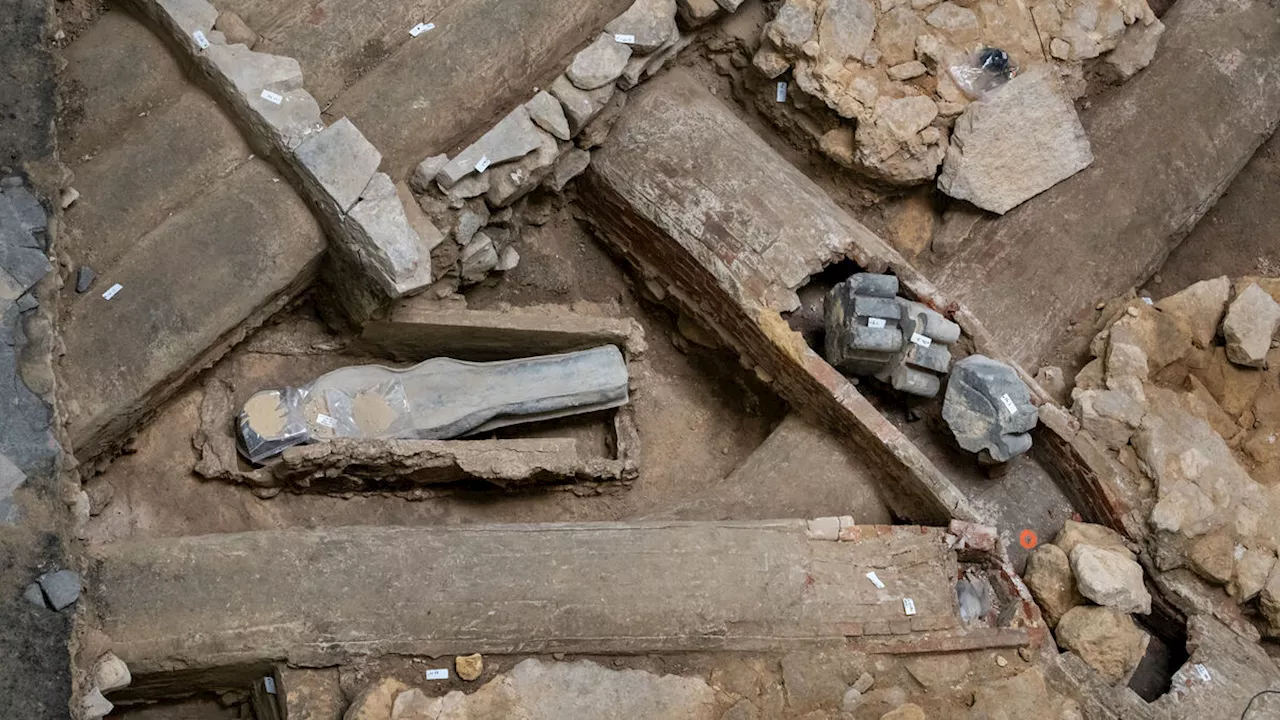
[937,68,1093,214]
[675,0,722,26]
[486,129,561,207]
[526,90,572,141]
[1069,544,1151,614]
[1023,543,1083,628]
[605,0,678,55]
[1054,605,1148,686]
[551,74,616,134]
[544,148,592,192]
[294,117,382,213]
[345,173,433,297]
[1222,283,1280,368]
[37,569,81,611]
[942,354,1038,461]
[567,33,633,90]
[1156,275,1230,349]
[436,106,543,188]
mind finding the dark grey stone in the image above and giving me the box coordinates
[22,583,46,609]
[37,570,80,611]
[0,303,57,476]
[849,325,902,353]
[942,354,1038,462]
[2,186,48,238]
[15,293,36,312]
[904,342,951,373]
[75,266,96,294]
[852,295,901,320]
[844,272,898,298]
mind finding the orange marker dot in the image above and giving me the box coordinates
[1019,529,1039,549]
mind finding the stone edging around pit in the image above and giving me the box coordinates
[123,0,438,323]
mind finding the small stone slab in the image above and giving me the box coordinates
[605,0,677,55]
[550,74,616,134]
[525,91,571,141]
[295,117,383,213]
[436,106,542,188]
[37,569,82,611]
[937,68,1093,214]
[486,129,561,208]
[942,354,1037,462]
[566,33,633,91]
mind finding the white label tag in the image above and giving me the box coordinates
[409,22,435,36]
[999,393,1018,414]
[475,155,492,173]
[614,33,636,44]
[193,30,210,49]
[775,81,788,102]
[426,668,449,680]
[102,283,123,300]
[866,571,885,589]
[1193,663,1210,682]
[1141,296,1154,305]
[909,332,932,348]
[260,89,284,105]
[263,677,276,695]
[315,414,337,429]
[902,597,917,616]
[867,317,887,329]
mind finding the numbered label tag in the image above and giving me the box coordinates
[902,598,917,616]
[260,89,284,105]
[263,677,276,695]
[867,317,887,329]
[775,81,788,103]
[866,571,885,589]
[614,33,636,44]
[409,22,435,36]
[315,414,337,429]
[909,332,932,348]
[474,155,492,173]
[193,30,210,49]
[999,393,1018,414]
[1193,664,1211,682]
[425,668,449,680]
[102,283,123,300]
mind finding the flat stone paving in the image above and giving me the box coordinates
[91,521,962,676]
[58,12,326,457]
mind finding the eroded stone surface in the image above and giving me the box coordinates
[1069,544,1151,614]
[437,106,543,188]
[605,0,677,54]
[1222,283,1280,368]
[567,33,633,90]
[942,354,1038,461]
[295,117,382,213]
[550,74,616,134]
[1055,605,1148,686]
[1156,275,1230,349]
[938,69,1093,214]
[1023,543,1084,628]
[346,173,434,297]
[526,90,572,141]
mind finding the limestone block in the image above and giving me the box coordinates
[294,117,382,213]
[345,173,434,297]
[605,0,678,55]
[1070,544,1151,614]
[436,106,543,188]
[550,74,616,135]
[1054,605,1148,686]
[1223,283,1280,368]
[1023,543,1084,628]
[567,33,633,90]
[526,90,572,141]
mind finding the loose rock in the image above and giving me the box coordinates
[550,75,616,135]
[495,246,520,272]
[75,266,96,294]
[937,68,1093,214]
[456,653,484,681]
[1187,530,1235,585]
[93,652,132,693]
[22,582,45,608]
[526,91,572,141]
[410,154,449,194]
[1155,275,1229,349]
[436,107,543,188]
[83,688,113,720]
[567,33,633,90]
[1099,18,1164,82]
[1222,283,1280,368]
[545,148,592,192]
[344,678,410,720]
[1055,605,1148,686]
[1234,546,1276,602]
[1023,543,1084,628]
[1260,566,1280,636]
[1069,544,1151,614]
[818,0,877,64]
[1054,520,1134,560]
[605,0,677,55]
[37,569,81,611]
[295,117,382,213]
[460,231,499,284]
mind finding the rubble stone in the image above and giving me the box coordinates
[1035,365,1069,405]
[887,60,927,80]
[880,704,926,720]
[545,148,592,192]
[1222,283,1280,368]
[346,173,434,296]
[550,75,616,134]
[1109,306,1193,375]
[937,69,1093,214]
[1100,18,1164,82]
[93,652,131,693]
[767,0,817,53]
[817,0,877,64]
[392,688,434,719]
[526,90,572,141]
[567,33,633,90]
[409,154,448,194]
[1070,544,1151,613]
[437,106,543,188]
[676,0,723,26]
[1054,520,1133,560]
[1187,530,1235,585]
[1023,543,1084,628]
[486,129,560,207]
[460,231,499,284]
[1072,388,1143,450]
[1261,566,1280,636]
[1234,547,1277,602]
[1156,276,1230,349]
[605,0,677,55]
[83,688,113,720]
[924,3,978,42]
[456,653,484,681]
[294,117,382,213]
[752,44,791,79]
[942,354,1038,461]
[852,99,948,185]
[1055,605,1148,686]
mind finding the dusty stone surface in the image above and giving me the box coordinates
[1069,544,1151,614]
[1055,605,1148,685]
[410,154,448,195]
[1023,544,1084,628]
[879,704,926,720]
[345,677,409,720]
[1054,520,1133,560]
[1100,18,1165,82]
[455,653,483,681]
[550,74,616,134]
[525,90,571,141]
[1155,275,1230,349]
[937,69,1093,214]
[1222,283,1280,368]
[1072,388,1144,450]
[485,129,561,207]
[567,33,633,90]
[214,10,255,47]
[545,148,592,192]
[92,652,131,694]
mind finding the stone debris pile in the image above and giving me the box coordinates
[410,0,702,296]
[751,0,1158,206]
[1023,520,1152,686]
[942,354,1038,462]
[824,272,960,397]
[1054,276,1280,639]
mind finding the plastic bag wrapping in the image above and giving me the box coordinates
[312,380,413,440]
[949,47,1017,100]
[238,387,310,463]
